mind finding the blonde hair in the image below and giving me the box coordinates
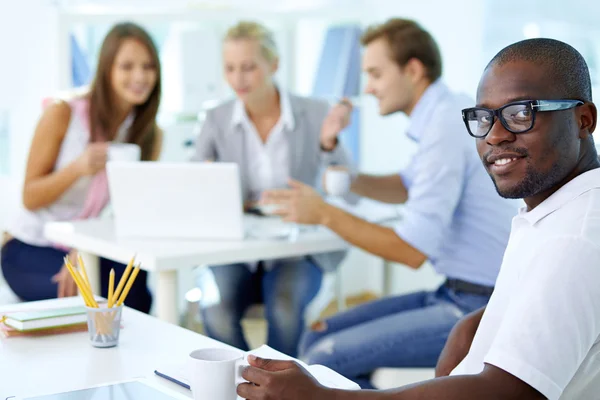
[224,21,278,62]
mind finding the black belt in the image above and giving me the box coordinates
[444,278,494,296]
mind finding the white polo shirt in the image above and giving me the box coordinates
[451,167,600,400]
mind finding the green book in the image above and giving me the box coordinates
[3,306,87,331]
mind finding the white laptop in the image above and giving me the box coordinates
[106,162,246,240]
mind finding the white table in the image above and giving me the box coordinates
[0,298,434,398]
[44,202,401,325]
[43,219,347,324]
[0,297,229,399]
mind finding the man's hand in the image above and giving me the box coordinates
[320,98,353,151]
[435,307,485,377]
[237,355,330,400]
[261,180,330,225]
[51,251,78,298]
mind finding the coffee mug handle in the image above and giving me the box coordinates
[235,358,249,385]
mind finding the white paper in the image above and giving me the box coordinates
[156,345,360,391]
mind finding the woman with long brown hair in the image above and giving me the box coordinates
[0,22,162,313]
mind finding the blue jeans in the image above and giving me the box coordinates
[1,238,152,313]
[197,258,322,357]
[299,284,490,389]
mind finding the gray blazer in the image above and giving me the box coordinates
[192,94,355,199]
[191,93,356,271]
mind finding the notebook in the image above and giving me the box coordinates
[0,322,88,338]
[155,344,360,391]
[2,306,87,331]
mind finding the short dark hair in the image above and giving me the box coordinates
[361,18,442,83]
[486,38,592,102]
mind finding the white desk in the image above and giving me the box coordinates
[0,297,228,399]
[44,201,401,325]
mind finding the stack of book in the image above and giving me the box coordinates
[0,306,88,338]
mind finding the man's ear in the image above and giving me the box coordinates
[579,102,597,138]
[404,58,427,84]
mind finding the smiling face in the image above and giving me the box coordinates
[110,38,158,107]
[362,38,417,116]
[476,60,585,202]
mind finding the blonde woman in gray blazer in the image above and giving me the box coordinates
[191,21,355,357]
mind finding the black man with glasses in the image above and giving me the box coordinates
[235,37,600,400]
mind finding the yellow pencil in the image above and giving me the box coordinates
[77,254,92,293]
[63,258,96,307]
[69,260,97,308]
[110,257,135,307]
[116,265,141,306]
[62,258,87,302]
[108,269,115,307]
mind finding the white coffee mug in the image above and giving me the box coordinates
[326,169,352,196]
[107,143,141,162]
[187,348,247,400]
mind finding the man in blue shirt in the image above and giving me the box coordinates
[261,18,517,388]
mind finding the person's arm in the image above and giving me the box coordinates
[324,365,545,400]
[316,99,360,205]
[436,306,485,377]
[320,119,468,267]
[190,111,218,162]
[22,101,105,211]
[262,179,425,267]
[350,173,408,204]
[238,356,544,400]
[319,98,353,153]
[321,203,426,268]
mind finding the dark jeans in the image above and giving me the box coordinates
[1,238,152,313]
[197,258,323,357]
[299,284,491,389]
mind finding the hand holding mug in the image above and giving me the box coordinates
[75,143,109,176]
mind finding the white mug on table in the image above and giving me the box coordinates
[187,348,247,400]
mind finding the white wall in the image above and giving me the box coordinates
[0,0,63,232]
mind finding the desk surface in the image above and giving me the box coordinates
[44,200,401,271]
[0,298,229,399]
[44,218,348,271]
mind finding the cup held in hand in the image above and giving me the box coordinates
[187,347,247,400]
[326,169,352,196]
[107,143,141,162]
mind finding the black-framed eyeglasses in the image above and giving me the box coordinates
[461,99,584,138]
